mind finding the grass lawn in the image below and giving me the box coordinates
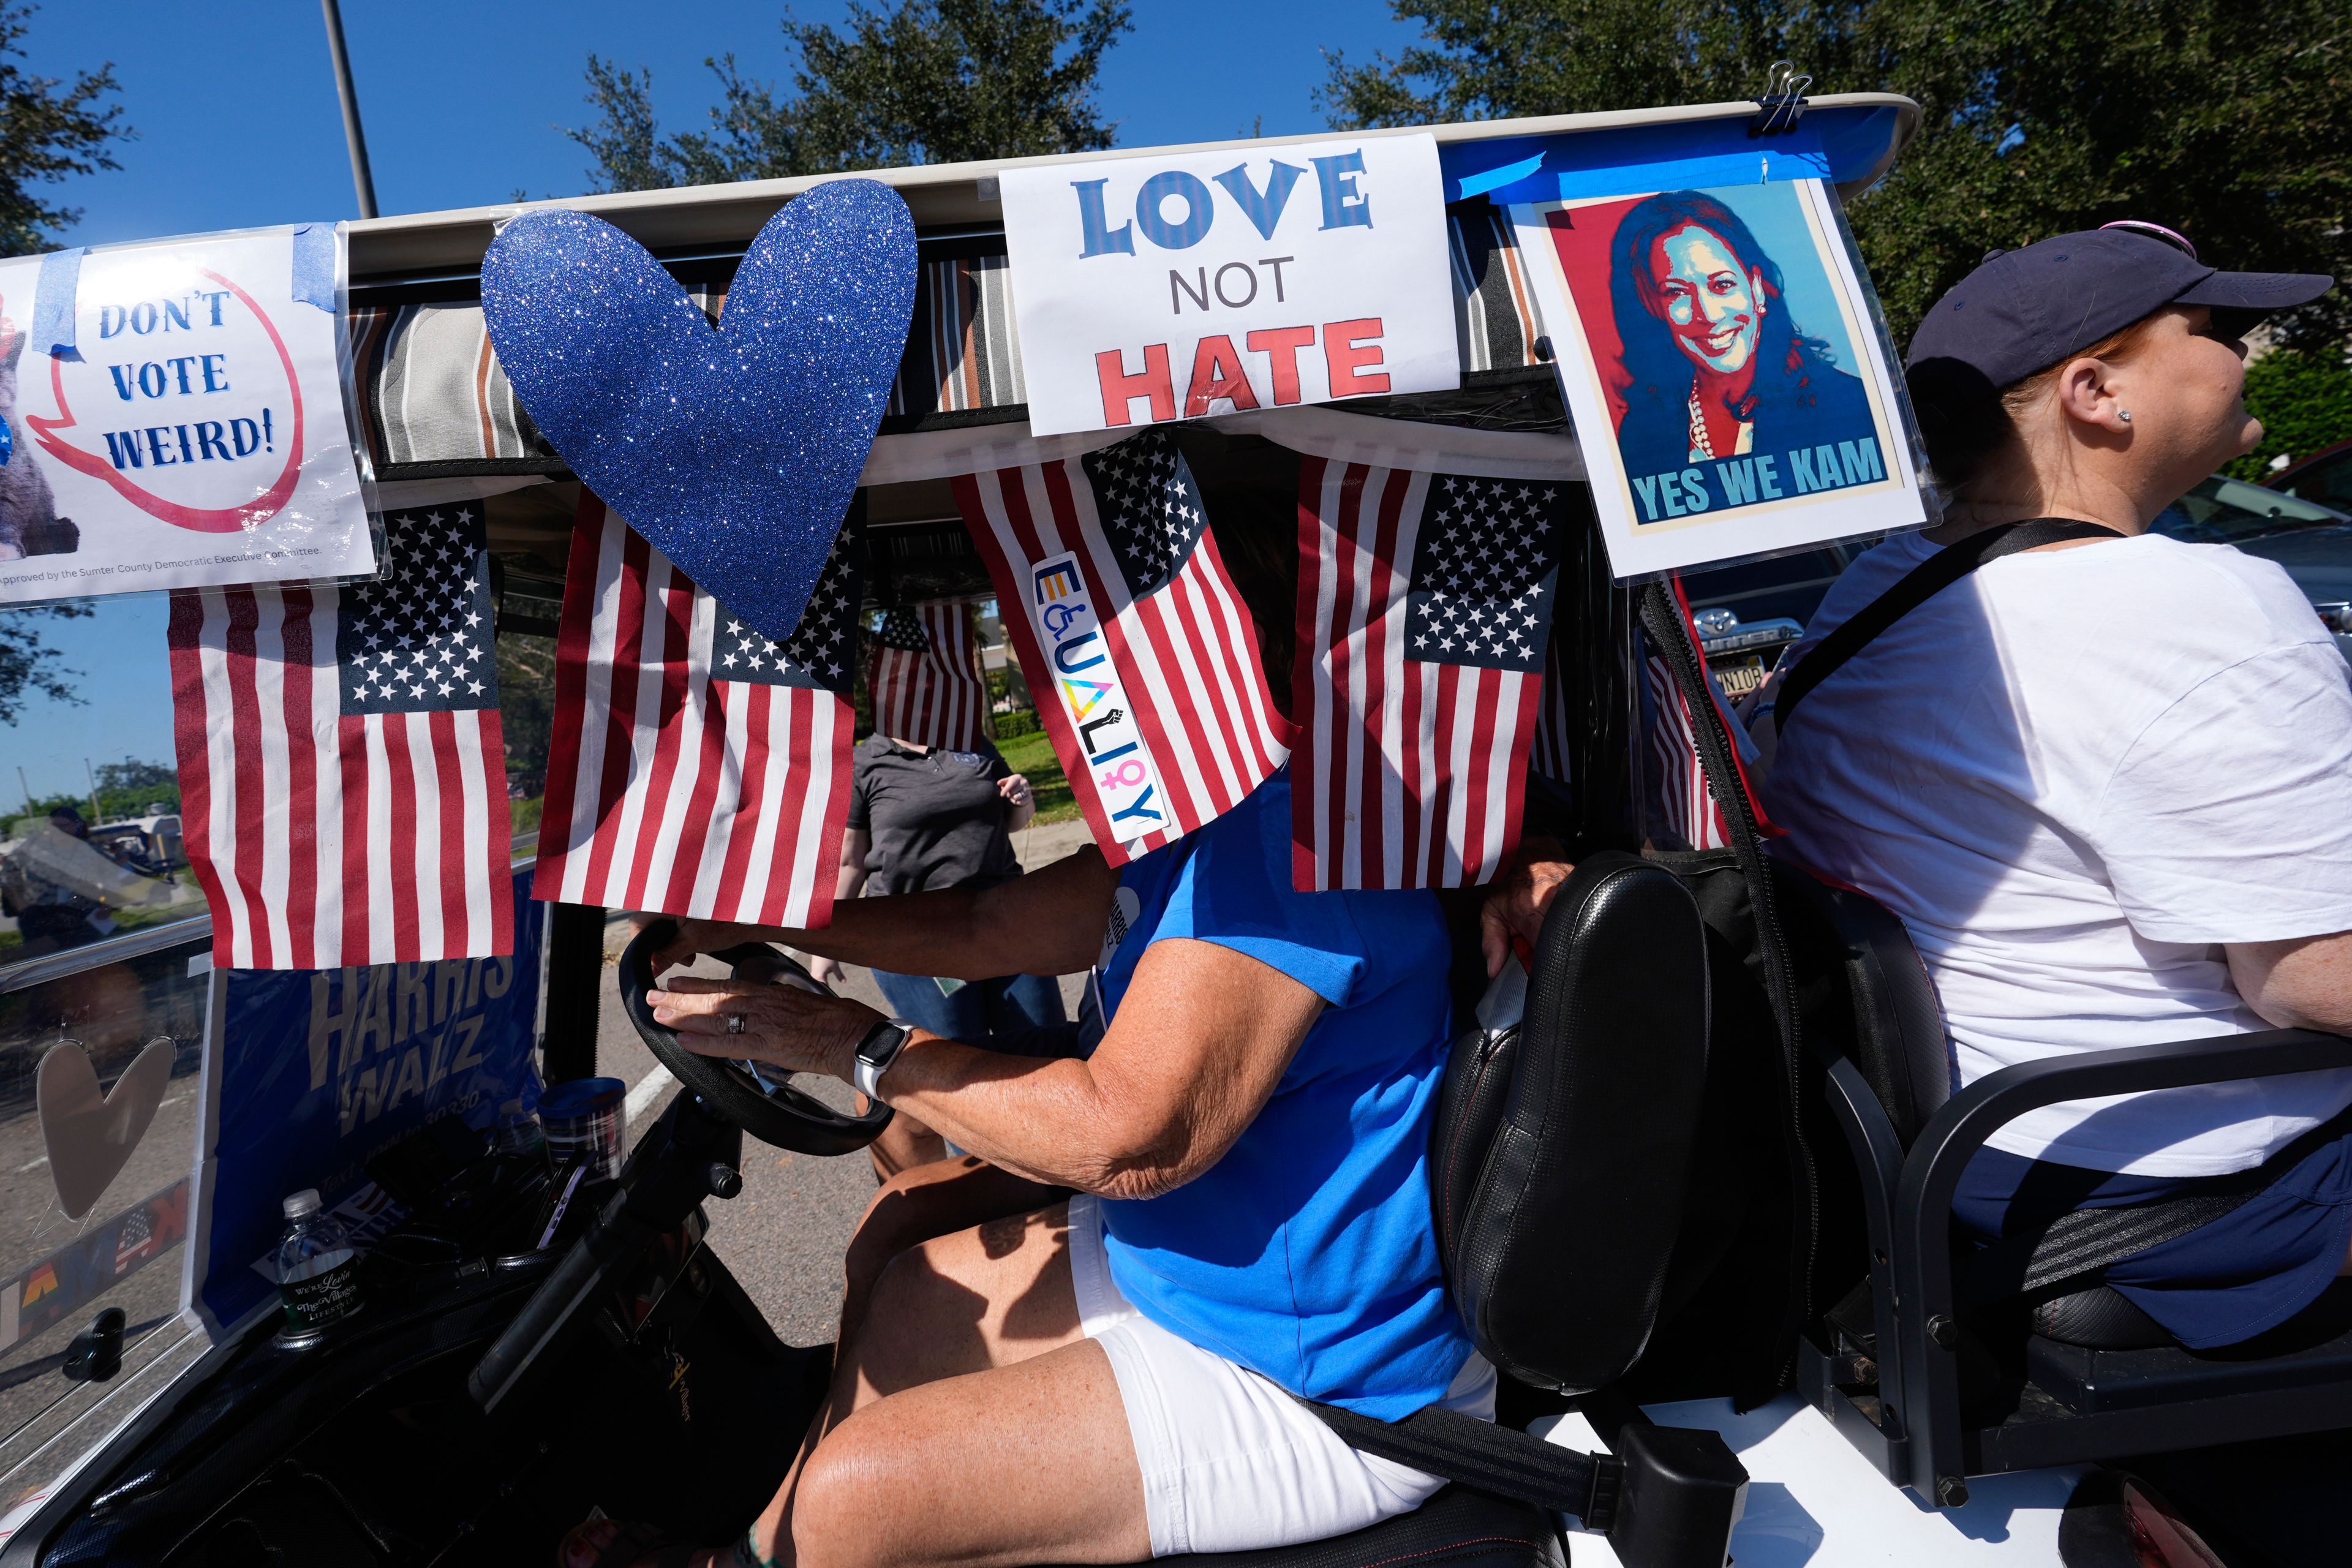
[997,728,1081,824]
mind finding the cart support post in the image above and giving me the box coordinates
[318,0,380,219]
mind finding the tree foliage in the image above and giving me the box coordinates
[1322,1,2352,350]
[0,601,89,725]
[94,757,174,795]
[569,0,1133,192]
[2226,347,2352,481]
[0,0,130,257]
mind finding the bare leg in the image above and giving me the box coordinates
[839,1159,1068,1347]
[720,1203,1146,1568]
[861,1094,949,1182]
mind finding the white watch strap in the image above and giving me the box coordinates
[854,1022,911,1101]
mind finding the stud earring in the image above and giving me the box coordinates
[2119,410,2133,423]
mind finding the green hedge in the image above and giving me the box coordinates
[993,709,1042,742]
[2225,347,2352,481]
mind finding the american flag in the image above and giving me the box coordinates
[1531,631,1574,784]
[1293,462,1564,890]
[1643,646,1729,851]
[532,495,860,928]
[167,508,514,969]
[953,431,1289,864]
[1638,578,1774,852]
[867,601,988,751]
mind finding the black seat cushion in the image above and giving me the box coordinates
[1434,851,1713,1394]
[1774,864,1951,1143]
[1123,1486,1561,1568]
[2033,1286,2173,1349]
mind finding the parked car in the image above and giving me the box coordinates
[2266,437,2352,514]
[2151,473,2352,661]
[1681,540,1871,696]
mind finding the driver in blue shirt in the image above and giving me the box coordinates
[577,538,1488,1568]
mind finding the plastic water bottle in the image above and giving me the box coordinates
[277,1189,363,1333]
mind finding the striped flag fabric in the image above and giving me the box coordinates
[167,508,514,969]
[1293,462,1565,890]
[1531,631,1573,785]
[953,431,1289,864]
[1642,643,1730,851]
[1638,578,1776,852]
[532,494,861,927]
[867,600,988,751]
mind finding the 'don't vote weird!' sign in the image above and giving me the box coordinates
[1001,135,1458,437]
[0,225,378,605]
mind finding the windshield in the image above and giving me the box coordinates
[2151,475,2351,545]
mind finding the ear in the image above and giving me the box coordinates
[2051,356,2128,436]
[1750,268,1769,312]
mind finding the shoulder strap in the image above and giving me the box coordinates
[1773,519,2127,734]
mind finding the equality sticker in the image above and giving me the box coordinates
[1028,550,1169,843]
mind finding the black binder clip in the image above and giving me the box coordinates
[1750,60,1811,137]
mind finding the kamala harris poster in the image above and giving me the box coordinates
[1513,178,1926,578]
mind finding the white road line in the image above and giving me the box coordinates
[625,1065,677,1124]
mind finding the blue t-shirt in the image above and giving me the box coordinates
[1097,769,1473,1419]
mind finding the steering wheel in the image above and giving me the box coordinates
[619,919,892,1156]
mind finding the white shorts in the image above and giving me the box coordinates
[1068,1193,1497,1558]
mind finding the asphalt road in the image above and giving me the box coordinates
[603,818,1095,1349]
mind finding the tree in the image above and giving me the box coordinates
[0,0,130,257]
[0,601,89,725]
[93,758,174,795]
[1322,1,2352,350]
[2226,347,2352,481]
[568,0,1132,193]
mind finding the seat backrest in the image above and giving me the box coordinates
[1773,865,1951,1144]
[1432,851,1713,1394]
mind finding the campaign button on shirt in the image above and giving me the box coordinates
[1099,884,1142,970]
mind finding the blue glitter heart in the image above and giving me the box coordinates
[483,180,916,640]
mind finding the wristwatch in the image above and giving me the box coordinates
[853,1018,916,1101]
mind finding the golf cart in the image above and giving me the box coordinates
[0,88,2346,1568]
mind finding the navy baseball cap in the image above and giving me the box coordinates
[1907,224,2334,394]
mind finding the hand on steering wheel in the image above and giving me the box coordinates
[647,974,882,1082]
[619,921,894,1155]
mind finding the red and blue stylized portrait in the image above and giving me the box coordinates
[1546,183,1891,523]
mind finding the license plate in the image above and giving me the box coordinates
[1709,654,1769,699]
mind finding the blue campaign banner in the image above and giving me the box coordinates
[190,870,543,1333]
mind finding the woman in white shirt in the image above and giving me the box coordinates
[1493,224,2352,1346]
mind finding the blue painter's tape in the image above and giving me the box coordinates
[1436,104,1900,209]
[290,223,337,312]
[1554,146,1831,202]
[1453,151,1546,202]
[29,247,84,362]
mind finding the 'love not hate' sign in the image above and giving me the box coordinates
[1000,135,1458,437]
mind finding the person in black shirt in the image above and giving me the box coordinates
[814,731,1065,1174]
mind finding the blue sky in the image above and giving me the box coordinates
[2,0,1422,805]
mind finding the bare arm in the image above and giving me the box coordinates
[649,842,1118,979]
[649,936,1325,1199]
[2228,930,2352,1034]
[834,827,872,902]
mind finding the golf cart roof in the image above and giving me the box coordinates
[342,94,1921,286]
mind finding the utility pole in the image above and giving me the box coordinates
[319,0,380,219]
[15,765,32,818]
[84,758,103,827]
